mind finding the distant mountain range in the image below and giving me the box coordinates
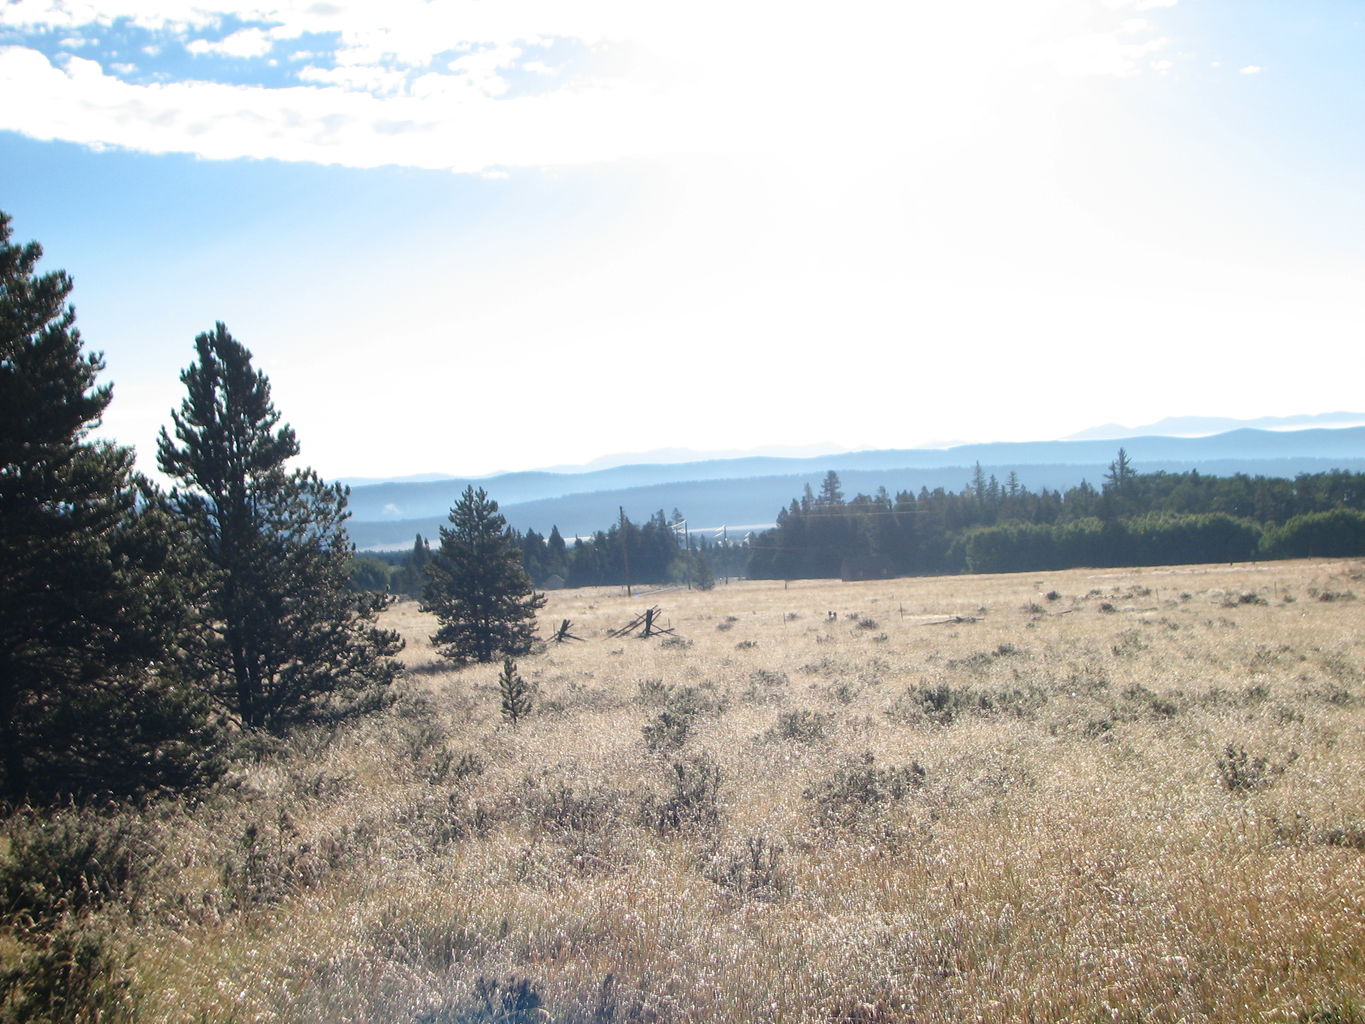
[343,423,1365,550]
[1064,411,1365,441]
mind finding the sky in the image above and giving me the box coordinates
[3,1,1364,481]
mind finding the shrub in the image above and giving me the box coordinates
[1122,683,1179,718]
[635,678,673,705]
[1320,823,1365,850]
[702,835,790,901]
[762,710,835,744]
[642,686,725,751]
[419,976,545,1024]
[750,669,789,688]
[1216,744,1280,794]
[643,707,693,751]
[1299,1001,1365,1024]
[521,776,623,836]
[889,682,1046,726]
[0,920,139,1024]
[805,753,925,823]
[642,754,722,833]
[0,807,160,931]
[218,808,336,910]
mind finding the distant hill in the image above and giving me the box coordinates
[344,426,1365,549]
[337,472,461,487]
[1065,412,1365,441]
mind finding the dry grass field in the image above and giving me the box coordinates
[7,559,1365,1023]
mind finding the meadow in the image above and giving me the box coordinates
[6,559,1364,1023]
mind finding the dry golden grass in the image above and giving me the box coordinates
[10,559,1365,1023]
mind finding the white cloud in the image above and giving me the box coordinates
[0,1,1189,173]
[187,27,275,59]
[445,44,523,98]
[0,0,221,32]
[0,43,655,170]
[297,61,407,96]
[1240,64,1262,75]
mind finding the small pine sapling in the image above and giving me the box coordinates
[498,657,534,726]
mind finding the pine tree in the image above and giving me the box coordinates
[1105,448,1134,492]
[497,657,534,725]
[158,324,402,732]
[424,486,547,666]
[818,470,845,507]
[692,549,716,591]
[0,212,221,801]
[545,525,568,579]
[396,533,431,597]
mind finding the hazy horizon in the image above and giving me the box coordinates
[337,412,1365,487]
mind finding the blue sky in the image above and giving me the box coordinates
[3,1,1364,481]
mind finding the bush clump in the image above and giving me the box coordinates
[1216,744,1285,794]
[762,710,835,744]
[642,686,726,751]
[702,835,790,901]
[0,920,139,1024]
[805,753,926,823]
[0,807,161,931]
[419,976,544,1024]
[888,682,1046,726]
[641,754,722,833]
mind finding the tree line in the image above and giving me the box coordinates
[746,463,1365,580]
[1,213,547,807]
[354,455,1365,593]
[356,510,749,594]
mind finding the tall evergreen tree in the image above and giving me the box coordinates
[424,486,547,666]
[545,525,569,579]
[158,323,402,732]
[396,533,431,597]
[0,212,221,801]
[1105,448,1135,494]
[818,470,845,507]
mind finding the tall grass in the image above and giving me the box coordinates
[4,559,1363,1023]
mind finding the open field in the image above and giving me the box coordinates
[7,559,1365,1023]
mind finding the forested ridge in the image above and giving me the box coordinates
[355,460,1365,594]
